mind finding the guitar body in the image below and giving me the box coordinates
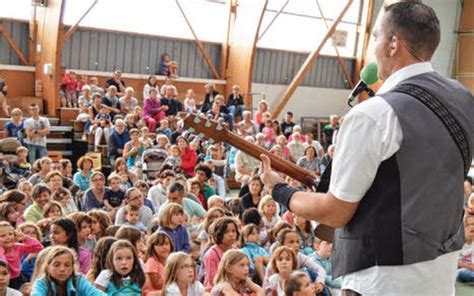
[180,112,335,242]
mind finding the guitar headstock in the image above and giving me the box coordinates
[178,112,228,144]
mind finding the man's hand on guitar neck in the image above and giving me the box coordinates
[259,154,284,190]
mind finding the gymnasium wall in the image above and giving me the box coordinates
[0,20,29,65]
[61,27,221,79]
[252,83,351,123]
[253,48,354,89]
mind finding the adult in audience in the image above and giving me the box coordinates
[119,87,139,115]
[320,144,335,175]
[116,187,153,228]
[323,114,339,149]
[44,170,65,193]
[156,182,206,221]
[201,83,219,113]
[194,164,217,201]
[82,171,108,211]
[227,84,245,118]
[287,132,305,163]
[77,85,93,109]
[239,175,264,216]
[24,183,51,223]
[58,159,78,194]
[234,136,260,186]
[73,156,94,192]
[260,3,474,295]
[108,119,129,166]
[143,75,160,99]
[28,157,52,185]
[297,146,320,175]
[105,70,126,96]
[4,108,23,140]
[24,103,50,164]
[238,111,259,137]
[102,85,121,119]
[303,133,324,158]
[280,111,295,138]
[143,88,167,132]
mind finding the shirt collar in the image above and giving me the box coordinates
[377,62,434,95]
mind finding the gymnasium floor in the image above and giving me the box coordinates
[456,282,474,295]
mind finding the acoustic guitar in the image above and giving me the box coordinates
[179,112,335,242]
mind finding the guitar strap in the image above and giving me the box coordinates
[391,83,471,178]
[317,83,471,195]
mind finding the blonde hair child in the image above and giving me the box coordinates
[211,250,263,295]
[162,252,205,295]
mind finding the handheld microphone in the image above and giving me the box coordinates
[347,63,378,107]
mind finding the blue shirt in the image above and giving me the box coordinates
[32,274,106,296]
[4,121,23,138]
[158,225,190,253]
[240,242,268,269]
[73,171,93,192]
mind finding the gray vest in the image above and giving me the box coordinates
[332,71,474,278]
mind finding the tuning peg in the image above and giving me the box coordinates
[205,120,212,127]
[216,123,223,131]
[188,127,195,133]
[197,132,205,139]
[208,138,215,144]
[193,117,201,124]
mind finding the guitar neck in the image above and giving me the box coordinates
[226,131,316,188]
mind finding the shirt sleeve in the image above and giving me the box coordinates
[94,270,112,289]
[329,99,402,202]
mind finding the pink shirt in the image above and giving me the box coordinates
[142,256,165,296]
[0,236,43,279]
[78,246,92,274]
[203,244,225,291]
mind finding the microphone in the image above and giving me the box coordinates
[347,63,378,107]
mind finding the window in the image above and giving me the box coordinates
[62,0,227,43]
[257,0,361,57]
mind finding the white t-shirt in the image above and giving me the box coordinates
[6,288,22,296]
[164,282,205,296]
[329,62,459,295]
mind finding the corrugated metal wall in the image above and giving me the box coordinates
[0,20,29,65]
[253,48,354,89]
[62,28,222,79]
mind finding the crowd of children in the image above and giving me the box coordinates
[0,67,473,296]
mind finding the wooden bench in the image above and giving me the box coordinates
[60,108,80,126]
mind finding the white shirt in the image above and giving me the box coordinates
[329,62,458,295]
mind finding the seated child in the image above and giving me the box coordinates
[264,246,298,296]
[158,53,179,78]
[0,260,22,295]
[157,203,190,253]
[156,119,172,137]
[122,205,147,232]
[11,146,31,177]
[0,222,43,289]
[284,271,315,296]
[164,144,182,173]
[104,174,126,211]
[309,237,341,291]
[240,224,269,284]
